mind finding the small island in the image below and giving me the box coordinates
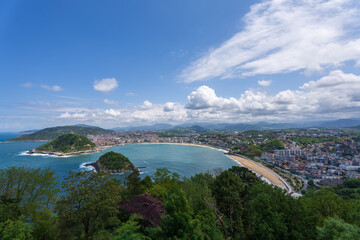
[28,133,97,156]
[85,151,138,173]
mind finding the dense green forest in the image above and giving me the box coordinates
[8,126,114,141]
[0,165,359,240]
[96,151,134,171]
[35,134,96,153]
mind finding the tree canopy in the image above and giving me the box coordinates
[35,133,96,153]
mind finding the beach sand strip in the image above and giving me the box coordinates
[228,154,286,188]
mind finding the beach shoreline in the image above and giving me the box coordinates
[134,142,228,152]
[226,154,290,191]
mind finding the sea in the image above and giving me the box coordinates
[0,133,238,182]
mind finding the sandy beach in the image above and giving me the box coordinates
[136,142,227,151]
[227,154,286,189]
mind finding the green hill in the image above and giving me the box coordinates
[91,151,135,173]
[35,133,96,153]
[8,125,113,141]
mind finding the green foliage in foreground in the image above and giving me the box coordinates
[0,166,360,240]
[36,133,96,153]
[97,151,134,171]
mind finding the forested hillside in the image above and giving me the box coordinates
[0,166,359,239]
[8,125,113,141]
[35,133,96,153]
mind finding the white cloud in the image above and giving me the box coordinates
[186,86,240,110]
[164,102,181,112]
[258,80,272,86]
[21,82,32,88]
[103,99,120,105]
[104,109,121,117]
[181,0,360,82]
[94,78,118,92]
[185,70,360,119]
[41,85,63,92]
[141,100,153,110]
[57,112,91,119]
[53,70,360,125]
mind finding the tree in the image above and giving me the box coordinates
[263,139,284,152]
[125,171,143,196]
[247,183,317,240]
[211,170,245,239]
[0,216,33,240]
[152,168,180,185]
[343,178,360,188]
[113,215,150,240]
[0,167,58,222]
[181,173,223,239]
[140,176,153,191]
[305,190,344,221]
[159,185,193,239]
[147,168,180,201]
[56,171,123,240]
[317,217,360,240]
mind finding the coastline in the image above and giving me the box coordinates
[24,142,226,157]
[135,142,228,152]
[227,154,290,192]
[22,141,291,193]
[26,145,112,157]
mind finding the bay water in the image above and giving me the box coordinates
[0,133,237,182]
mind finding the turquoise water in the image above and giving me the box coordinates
[0,134,237,181]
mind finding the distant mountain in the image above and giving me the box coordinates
[216,123,264,131]
[113,123,174,132]
[160,125,211,136]
[73,124,101,128]
[7,125,114,142]
[314,119,360,128]
[350,125,360,130]
[173,125,208,133]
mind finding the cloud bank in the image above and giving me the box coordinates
[54,70,360,125]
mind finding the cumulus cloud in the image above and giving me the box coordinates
[258,80,272,86]
[103,99,120,105]
[94,78,118,92]
[41,85,63,92]
[104,109,121,117]
[141,100,153,110]
[163,102,180,112]
[180,0,360,82]
[186,86,240,110]
[185,70,360,119]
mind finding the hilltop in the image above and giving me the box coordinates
[7,125,114,142]
[30,133,96,155]
[87,151,136,173]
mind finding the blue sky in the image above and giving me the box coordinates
[1,0,360,131]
